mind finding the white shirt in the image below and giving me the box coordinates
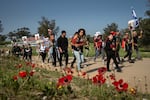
[40,45,46,53]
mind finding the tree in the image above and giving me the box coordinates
[145,0,150,17]
[0,35,7,41]
[16,27,31,38]
[137,0,150,47]
[86,34,94,43]
[140,18,150,47]
[0,20,4,33]
[38,17,59,37]
[7,27,31,40]
[103,23,119,39]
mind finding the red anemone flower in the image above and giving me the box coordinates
[26,62,31,66]
[29,71,34,76]
[92,74,106,85]
[82,72,86,76]
[57,75,72,86]
[31,63,35,68]
[109,74,116,81]
[19,71,27,78]
[112,79,128,92]
[98,67,107,75]
[64,67,73,75]
[13,75,18,81]
[18,64,22,68]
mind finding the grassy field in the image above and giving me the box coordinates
[1,43,150,58]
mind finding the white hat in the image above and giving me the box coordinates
[94,31,101,37]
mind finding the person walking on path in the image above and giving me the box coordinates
[132,30,142,60]
[39,42,47,63]
[57,30,69,68]
[93,32,102,62]
[105,34,121,72]
[71,30,85,76]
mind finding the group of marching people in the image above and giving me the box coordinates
[37,28,142,74]
[37,29,69,68]
[93,30,142,72]
[11,43,32,62]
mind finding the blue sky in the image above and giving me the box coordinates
[0,0,148,37]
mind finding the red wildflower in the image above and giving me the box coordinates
[98,67,107,75]
[31,63,35,68]
[92,74,106,85]
[109,74,116,81]
[29,71,34,76]
[18,64,22,68]
[82,72,86,76]
[63,67,73,75]
[19,71,27,78]
[13,75,18,81]
[112,79,128,92]
[26,62,31,66]
[57,75,73,86]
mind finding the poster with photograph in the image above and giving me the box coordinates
[35,34,40,40]
[22,36,28,44]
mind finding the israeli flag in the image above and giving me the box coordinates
[131,8,139,28]
[132,8,137,19]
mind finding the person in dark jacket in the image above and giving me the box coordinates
[105,34,121,72]
[28,44,32,62]
[122,33,133,63]
[57,30,68,68]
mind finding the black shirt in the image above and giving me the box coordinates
[57,36,68,52]
[133,35,138,44]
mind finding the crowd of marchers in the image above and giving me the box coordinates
[9,28,143,75]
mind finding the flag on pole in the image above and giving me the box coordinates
[132,8,137,19]
[131,8,139,28]
[128,8,139,30]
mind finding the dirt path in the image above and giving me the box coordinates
[32,56,150,93]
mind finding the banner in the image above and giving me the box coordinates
[22,36,28,44]
[35,34,40,40]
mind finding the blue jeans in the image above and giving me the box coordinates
[94,48,101,60]
[73,50,84,71]
[48,47,53,61]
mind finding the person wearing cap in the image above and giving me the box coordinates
[105,34,121,72]
[93,31,102,62]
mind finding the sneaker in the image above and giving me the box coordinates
[121,58,125,62]
[80,66,84,69]
[117,68,122,72]
[71,65,74,68]
[107,69,111,72]
[129,60,134,63]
